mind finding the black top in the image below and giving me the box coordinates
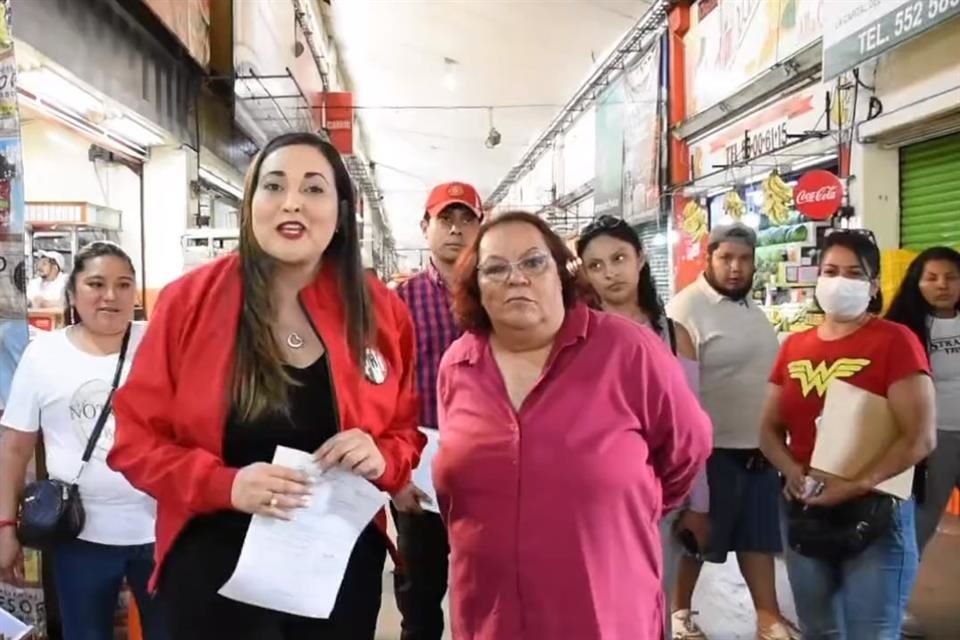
[161,356,345,595]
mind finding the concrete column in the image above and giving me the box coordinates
[142,145,194,313]
[848,141,900,250]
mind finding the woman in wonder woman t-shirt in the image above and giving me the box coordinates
[759,229,935,639]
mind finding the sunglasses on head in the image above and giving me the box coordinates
[822,227,877,245]
[581,215,629,237]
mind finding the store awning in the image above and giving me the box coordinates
[858,87,960,148]
[679,136,840,198]
[233,70,314,141]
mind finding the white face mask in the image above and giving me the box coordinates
[815,276,872,320]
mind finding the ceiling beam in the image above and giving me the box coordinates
[485,0,670,209]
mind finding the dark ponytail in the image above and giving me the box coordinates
[65,241,136,325]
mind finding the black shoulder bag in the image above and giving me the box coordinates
[17,324,132,550]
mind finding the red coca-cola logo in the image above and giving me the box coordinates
[793,170,844,220]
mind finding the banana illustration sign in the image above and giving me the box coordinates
[787,358,871,398]
[681,200,708,243]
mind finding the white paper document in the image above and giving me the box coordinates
[219,446,388,618]
[411,427,440,514]
[0,606,32,640]
[811,379,914,499]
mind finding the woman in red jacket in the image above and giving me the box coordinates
[107,132,424,640]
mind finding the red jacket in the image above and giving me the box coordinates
[107,254,425,589]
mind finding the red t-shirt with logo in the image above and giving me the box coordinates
[769,318,930,466]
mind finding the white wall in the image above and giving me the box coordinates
[20,117,144,294]
[143,146,192,308]
[873,22,960,115]
[853,24,960,250]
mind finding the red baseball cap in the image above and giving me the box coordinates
[425,182,483,219]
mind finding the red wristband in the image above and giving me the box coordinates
[0,519,16,529]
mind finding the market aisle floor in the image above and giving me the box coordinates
[375,515,960,639]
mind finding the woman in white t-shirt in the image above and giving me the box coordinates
[887,246,960,638]
[0,241,167,640]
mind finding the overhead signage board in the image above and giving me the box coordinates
[823,0,960,80]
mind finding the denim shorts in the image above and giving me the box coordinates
[782,497,918,639]
[703,448,783,562]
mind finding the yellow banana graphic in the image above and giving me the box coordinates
[682,201,708,243]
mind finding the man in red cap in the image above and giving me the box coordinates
[391,181,482,640]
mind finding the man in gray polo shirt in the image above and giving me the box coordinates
[666,224,797,640]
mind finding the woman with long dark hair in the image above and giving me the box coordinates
[0,242,167,640]
[886,246,960,638]
[576,215,708,640]
[575,215,693,354]
[107,132,424,639]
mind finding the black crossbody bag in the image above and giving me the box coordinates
[17,324,132,550]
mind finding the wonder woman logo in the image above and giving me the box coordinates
[787,358,871,397]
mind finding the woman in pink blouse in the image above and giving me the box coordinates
[434,211,712,640]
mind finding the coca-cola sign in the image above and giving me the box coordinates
[794,170,844,220]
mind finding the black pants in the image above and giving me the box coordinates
[159,524,386,640]
[393,509,449,640]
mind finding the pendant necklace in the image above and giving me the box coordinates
[286,332,305,349]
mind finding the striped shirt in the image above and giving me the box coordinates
[395,262,461,430]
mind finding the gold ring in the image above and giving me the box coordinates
[269,495,279,508]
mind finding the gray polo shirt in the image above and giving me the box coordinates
[666,275,779,449]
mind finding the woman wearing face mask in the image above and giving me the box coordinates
[0,242,168,640]
[759,230,936,639]
[106,132,423,640]
[886,247,960,638]
[434,211,712,640]
[575,215,709,640]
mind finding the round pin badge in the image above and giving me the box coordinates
[364,348,388,385]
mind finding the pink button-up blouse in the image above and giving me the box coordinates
[434,304,712,640]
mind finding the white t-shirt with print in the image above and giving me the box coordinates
[930,315,960,432]
[3,323,156,545]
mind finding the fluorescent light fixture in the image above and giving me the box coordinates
[102,116,166,147]
[18,67,103,115]
[791,155,835,172]
[199,167,243,200]
[706,185,733,198]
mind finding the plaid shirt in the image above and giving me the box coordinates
[395,262,462,430]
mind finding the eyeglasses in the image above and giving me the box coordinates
[580,215,628,237]
[477,252,553,283]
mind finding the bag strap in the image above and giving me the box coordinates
[667,318,678,356]
[78,324,133,467]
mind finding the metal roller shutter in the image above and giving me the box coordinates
[900,132,960,250]
[635,217,671,302]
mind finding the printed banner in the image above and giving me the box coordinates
[687,80,853,179]
[683,0,824,116]
[822,0,960,80]
[593,78,625,218]
[622,43,662,224]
